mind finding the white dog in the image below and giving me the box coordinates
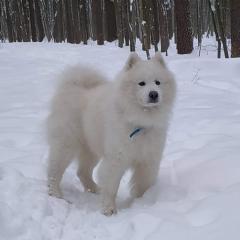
[47,53,176,215]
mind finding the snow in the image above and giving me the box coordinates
[0,40,240,240]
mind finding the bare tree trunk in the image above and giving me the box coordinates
[114,0,124,47]
[5,0,15,42]
[174,0,193,54]
[139,0,150,59]
[17,0,29,41]
[92,0,104,45]
[13,1,23,41]
[105,0,117,42]
[167,0,174,40]
[230,0,240,57]
[28,0,37,41]
[159,0,169,53]
[34,0,44,41]
[80,0,89,44]
[72,0,81,43]
[39,0,53,41]
[126,0,135,51]
[196,0,203,47]
[122,0,129,46]
[208,0,221,58]
[65,0,74,43]
[53,0,63,42]
[215,0,229,58]
[151,0,159,52]
[0,1,4,41]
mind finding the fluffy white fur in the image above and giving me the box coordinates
[47,53,176,215]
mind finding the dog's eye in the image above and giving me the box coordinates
[138,81,146,86]
[155,80,161,86]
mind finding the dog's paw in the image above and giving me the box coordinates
[102,206,117,216]
[48,187,63,199]
[85,184,100,194]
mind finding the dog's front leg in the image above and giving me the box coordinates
[98,159,127,216]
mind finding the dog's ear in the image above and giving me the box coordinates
[124,53,141,71]
[153,52,166,68]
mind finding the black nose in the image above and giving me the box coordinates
[149,91,158,101]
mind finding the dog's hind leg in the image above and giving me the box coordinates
[130,160,160,198]
[47,144,74,198]
[77,147,99,193]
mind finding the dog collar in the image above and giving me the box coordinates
[129,127,144,139]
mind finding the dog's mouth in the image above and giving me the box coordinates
[149,99,159,104]
[137,95,161,109]
[142,101,160,108]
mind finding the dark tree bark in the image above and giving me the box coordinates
[151,0,159,52]
[79,0,89,44]
[174,0,193,54]
[123,0,129,46]
[208,0,221,58]
[53,0,63,42]
[126,0,135,51]
[105,0,117,42]
[230,0,240,57]
[34,0,44,41]
[65,0,74,43]
[159,0,169,53]
[167,0,174,40]
[16,0,29,41]
[196,0,203,47]
[139,0,151,58]
[5,0,14,42]
[13,1,23,41]
[29,0,37,42]
[72,0,81,43]
[0,2,2,40]
[61,0,67,41]
[22,0,31,41]
[92,0,104,45]
[215,0,229,58]
[114,0,124,48]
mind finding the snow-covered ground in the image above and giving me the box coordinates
[0,40,240,240]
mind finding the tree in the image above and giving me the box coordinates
[34,0,44,41]
[151,0,160,52]
[215,0,229,58]
[139,0,151,59]
[208,0,222,58]
[53,0,64,43]
[92,0,104,45]
[159,0,170,53]
[114,0,124,48]
[5,0,15,42]
[126,0,135,51]
[230,0,240,57]
[174,0,193,54]
[79,0,89,44]
[0,0,236,58]
[105,0,117,42]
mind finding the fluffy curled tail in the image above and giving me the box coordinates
[59,65,107,90]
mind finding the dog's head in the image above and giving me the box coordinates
[118,53,176,112]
